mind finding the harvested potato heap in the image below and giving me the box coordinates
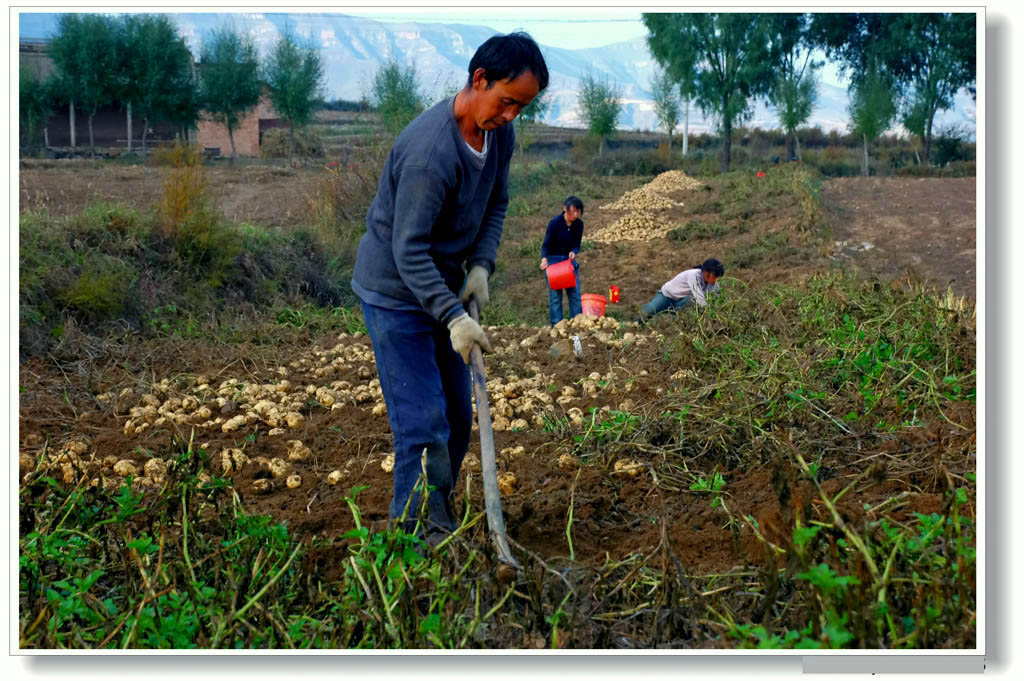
[32,322,669,493]
[644,169,704,193]
[589,169,701,244]
[600,186,680,212]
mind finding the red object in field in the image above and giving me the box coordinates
[581,294,608,317]
[757,171,766,177]
[608,285,620,303]
[546,259,576,290]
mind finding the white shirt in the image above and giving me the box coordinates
[660,268,720,306]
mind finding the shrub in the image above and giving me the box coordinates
[57,266,131,320]
[589,148,680,177]
[260,127,326,160]
[149,142,204,168]
[894,161,976,178]
[68,200,150,253]
[156,142,238,277]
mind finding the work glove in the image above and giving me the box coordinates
[447,313,493,364]
[460,265,490,310]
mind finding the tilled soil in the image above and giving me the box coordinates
[18,163,978,579]
[18,314,970,577]
[820,176,977,299]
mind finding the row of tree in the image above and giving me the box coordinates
[19,14,325,163]
[640,12,975,174]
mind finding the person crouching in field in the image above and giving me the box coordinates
[350,32,548,542]
[638,258,725,322]
[540,196,584,326]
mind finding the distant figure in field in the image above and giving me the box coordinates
[638,258,725,322]
[539,195,584,326]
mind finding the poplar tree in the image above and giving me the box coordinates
[644,13,774,172]
[199,27,261,163]
[265,33,325,164]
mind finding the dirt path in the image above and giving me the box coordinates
[819,177,977,299]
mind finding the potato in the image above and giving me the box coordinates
[381,453,395,473]
[220,448,249,475]
[144,458,167,478]
[268,458,289,478]
[221,415,247,433]
[286,474,302,489]
[113,460,138,477]
[613,459,644,479]
[287,441,312,462]
[252,479,274,494]
[326,470,345,485]
[558,454,579,471]
[497,472,518,495]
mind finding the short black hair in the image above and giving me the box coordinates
[466,31,549,91]
[564,195,584,213]
[698,258,725,278]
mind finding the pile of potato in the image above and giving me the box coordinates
[600,186,680,212]
[588,170,705,244]
[645,169,704,193]
[589,212,671,243]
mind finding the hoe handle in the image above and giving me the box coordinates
[467,298,518,569]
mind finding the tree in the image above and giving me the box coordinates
[809,13,918,88]
[848,61,897,176]
[772,71,818,162]
[117,14,197,159]
[900,92,928,165]
[765,14,819,162]
[164,61,202,144]
[48,13,118,153]
[514,88,549,157]
[650,67,680,151]
[370,60,424,137]
[900,13,976,164]
[199,27,261,163]
[265,33,326,164]
[576,72,622,156]
[19,68,55,154]
[644,13,774,172]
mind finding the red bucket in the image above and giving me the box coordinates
[581,293,607,317]
[546,259,576,290]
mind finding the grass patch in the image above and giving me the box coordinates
[668,220,748,242]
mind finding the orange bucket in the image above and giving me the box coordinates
[581,293,607,317]
[546,259,576,290]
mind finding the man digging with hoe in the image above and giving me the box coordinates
[350,33,549,549]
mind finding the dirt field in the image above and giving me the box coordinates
[17,163,977,583]
[820,176,977,299]
[18,161,322,229]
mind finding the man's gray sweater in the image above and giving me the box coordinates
[351,97,514,324]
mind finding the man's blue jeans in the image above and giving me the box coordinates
[547,254,582,326]
[360,300,472,534]
[640,291,691,319]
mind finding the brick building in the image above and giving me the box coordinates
[195,89,286,157]
[19,39,176,149]
[19,39,285,156]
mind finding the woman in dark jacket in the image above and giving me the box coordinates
[539,195,584,326]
